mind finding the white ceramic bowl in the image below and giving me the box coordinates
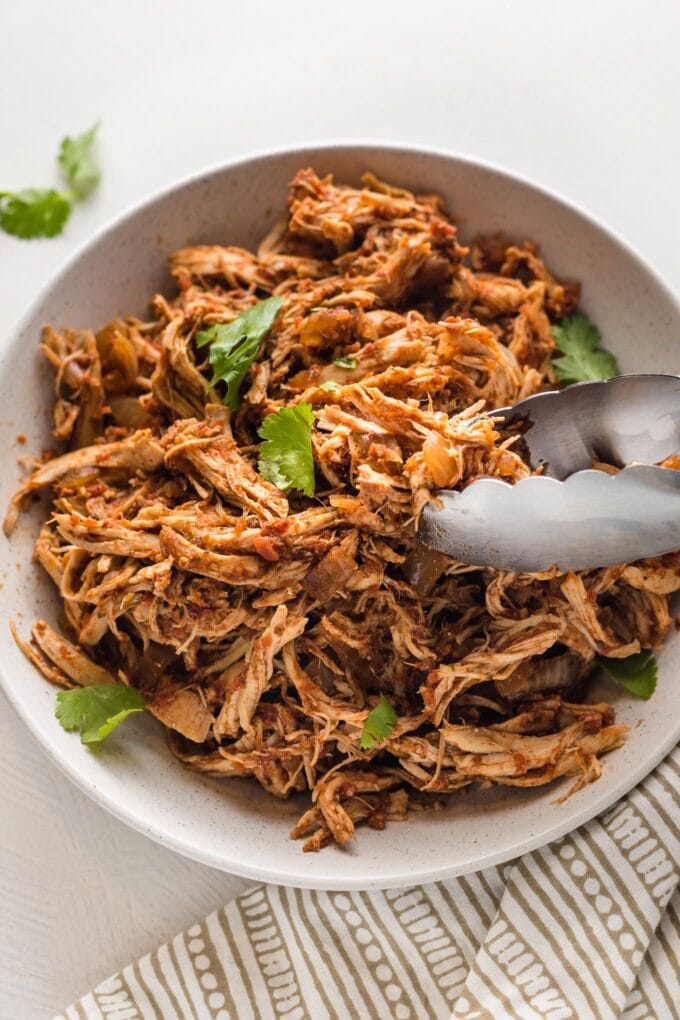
[1,143,678,890]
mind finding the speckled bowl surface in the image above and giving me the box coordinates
[1,143,678,890]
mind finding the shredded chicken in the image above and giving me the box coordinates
[8,169,680,851]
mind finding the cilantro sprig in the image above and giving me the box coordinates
[258,402,316,497]
[595,650,658,700]
[196,297,282,410]
[551,312,618,384]
[359,694,398,750]
[0,190,72,239]
[55,683,145,745]
[1,123,101,240]
[58,123,101,198]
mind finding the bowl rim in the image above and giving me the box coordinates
[2,140,679,889]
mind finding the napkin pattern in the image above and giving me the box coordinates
[59,747,680,1020]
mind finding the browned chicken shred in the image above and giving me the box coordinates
[8,169,680,851]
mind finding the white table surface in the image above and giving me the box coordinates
[1,1,679,1015]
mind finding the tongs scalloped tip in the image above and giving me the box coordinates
[418,375,680,573]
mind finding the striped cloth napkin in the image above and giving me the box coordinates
[59,746,680,1020]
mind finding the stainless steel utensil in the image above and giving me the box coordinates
[418,374,680,572]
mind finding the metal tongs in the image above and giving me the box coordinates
[418,374,680,572]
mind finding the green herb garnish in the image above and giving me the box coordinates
[334,356,357,369]
[551,313,618,384]
[58,123,101,198]
[319,380,340,392]
[258,402,316,496]
[359,694,398,750]
[0,190,71,239]
[1,123,101,239]
[55,684,145,745]
[196,296,282,410]
[595,650,658,700]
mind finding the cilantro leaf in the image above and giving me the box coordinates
[58,123,101,198]
[55,684,145,745]
[551,313,619,384]
[595,650,658,700]
[334,356,357,369]
[0,189,71,239]
[258,402,316,496]
[196,296,282,410]
[319,380,340,392]
[360,694,398,750]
